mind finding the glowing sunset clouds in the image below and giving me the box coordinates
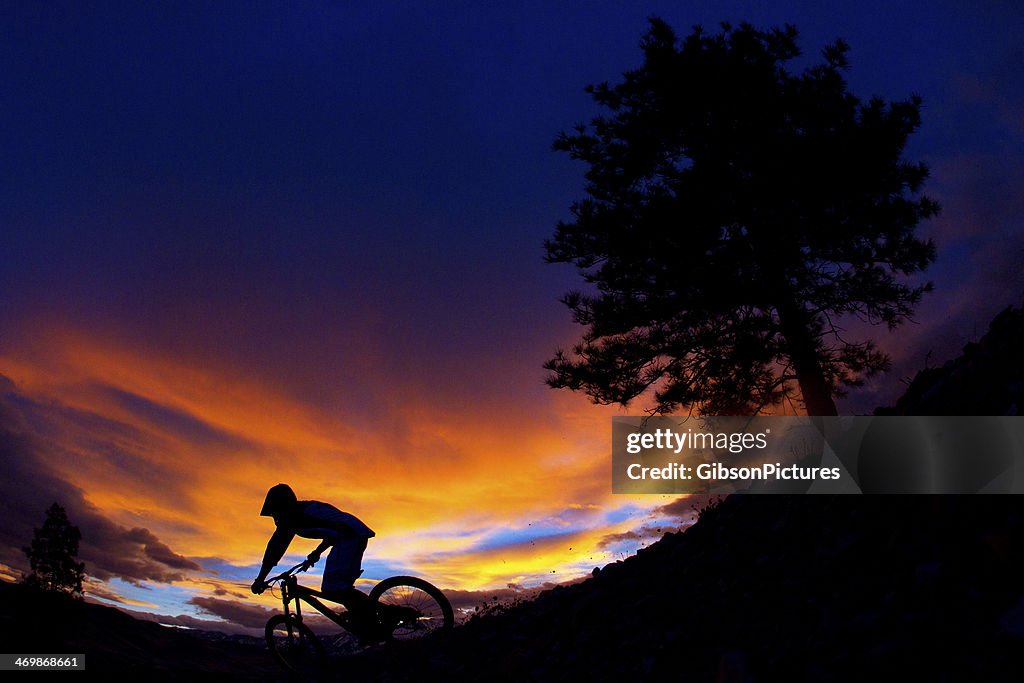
[0,320,680,626]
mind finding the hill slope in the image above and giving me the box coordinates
[8,495,1022,681]
[877,303,1024,415]
[0,581,274,680]
[344,496,1024,681]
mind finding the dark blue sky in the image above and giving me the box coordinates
[3,1,1023,412]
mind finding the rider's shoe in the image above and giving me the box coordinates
[319,591,389,644]
[349,619,389,645]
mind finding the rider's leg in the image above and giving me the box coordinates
[321,536,368,593]
[320,537,378,634]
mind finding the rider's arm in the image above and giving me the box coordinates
[307,538,333,565]
[254,526,294,588]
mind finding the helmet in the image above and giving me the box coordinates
[261,483,297,517]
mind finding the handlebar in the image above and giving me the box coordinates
[264,560,312,586]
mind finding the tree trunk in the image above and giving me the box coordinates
[777,301,839,416]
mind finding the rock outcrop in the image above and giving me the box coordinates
[877,304,1024,415]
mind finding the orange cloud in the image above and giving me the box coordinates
[0,320,675,621]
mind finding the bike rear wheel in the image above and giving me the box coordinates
[265,614,326,674]
[369,576,454,641]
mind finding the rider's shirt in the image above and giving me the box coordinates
[290,501,375,540]
[262,500,375,570]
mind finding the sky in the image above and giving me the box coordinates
[1,2,1022,634]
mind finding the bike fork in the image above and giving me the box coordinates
[283,585,304,644]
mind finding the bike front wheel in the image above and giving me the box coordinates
[369,576,454,641]
[265,614,325,674]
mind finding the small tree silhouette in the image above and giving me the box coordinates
[23,503,86,597]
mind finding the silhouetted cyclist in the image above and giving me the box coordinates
[251,483,377,621]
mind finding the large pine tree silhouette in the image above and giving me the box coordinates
[546,19,937,416]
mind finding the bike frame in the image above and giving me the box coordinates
[264,564,454,672]
[270,563,362,632]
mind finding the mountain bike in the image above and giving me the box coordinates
[262,561,454,674]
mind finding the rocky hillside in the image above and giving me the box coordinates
[877,303,1024,415]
